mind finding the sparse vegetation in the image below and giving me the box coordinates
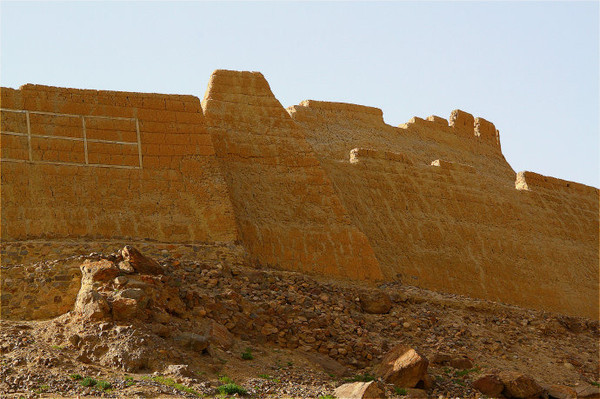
[34,385,50,393]
[455,366,480,377]
[124,376,135,387]
[50,345,64,350]
[317,395,336,399]
[96,380,112,390]
[394,387,408,395]
[217,382,248,395]
[241,347,254,360]
[70,373,83,380]
[80,377,97,387]
[142,375,200,396]
[219,375,234,384]
[258,374,280,383]
[592,381,600,387]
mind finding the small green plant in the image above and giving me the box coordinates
[34,385,50,394]
[241,348,254,360]
[149,375,200,396]
[50,345,64,350]
[592,381,600,388]
[258,374,280,383]
[317,395,336,399]
[343,373,376,383]
[219,375,234,384]
[80,377,97,387]
[124,376,135,387]
[287,361,293,367]
[394,387,408,395]
[70,373,83,380]
[96,380,111,390]
[217,383,248,395]
[455,366,480,377]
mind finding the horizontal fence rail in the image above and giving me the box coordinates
[0,108,143,169]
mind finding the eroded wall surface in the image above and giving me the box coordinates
[201,71,383,280]
[289,101,599,318]
[1,85,238,243]
[1,72,597,319]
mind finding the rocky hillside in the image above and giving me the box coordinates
[1,246,598,398]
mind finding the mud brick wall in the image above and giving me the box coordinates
[290,102,598,319]
[201,70,383,281]
[0,85,238,243]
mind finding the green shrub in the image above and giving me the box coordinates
[241,348,254,360]
[70,373,83,380]
[217,383,248,395]
[96,380,111,390]
[219,375,234,384]
[394,387,407,395]
[317,395,336,399]
[149,375,199,396]
[80,377,97,387]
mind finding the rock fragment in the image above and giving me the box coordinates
[375,344,428,388]
[333,381,386,399]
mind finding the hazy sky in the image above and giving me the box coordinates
[2,1,598,187]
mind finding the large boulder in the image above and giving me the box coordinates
[73,260,118,321]
[473,374,504,397]
[333,381,386,399]
[359,290,392,314]
[499,372,544,398]
[174,332,209,353]
[74,289,111,321]
[375,344,429,388]
[208,320,234,349]
[544,384,577,399]
[576,385,600,399]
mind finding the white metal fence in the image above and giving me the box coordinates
[0,108,142,169]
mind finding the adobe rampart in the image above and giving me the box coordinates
[1,70,598,319]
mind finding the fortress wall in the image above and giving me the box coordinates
[291,103,599,318]
[201,70,383,281]
[1,85,238,244]
[516,171,599,195]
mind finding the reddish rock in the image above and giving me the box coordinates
[449,356,473,370]
[431,353,452,365]
[359,290,392,314]
[334,381,386,399]
[208,320,234,349]
[120,246,163,275]
[473,374,504,397]
[83,259,120,282]
[174,332,209,352]
[74,289,111,321]
[545,384,577,399]
[405,388,428,398]
[499,372,543,398]
[112,297,138,321]
[375,344,428,388]
[576,385,600,399]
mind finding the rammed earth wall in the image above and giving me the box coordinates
[0,85,238,243]
[1,70,598,319]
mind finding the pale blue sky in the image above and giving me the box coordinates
[1,1,598,187]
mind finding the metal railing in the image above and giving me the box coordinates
[0,108,142,169]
